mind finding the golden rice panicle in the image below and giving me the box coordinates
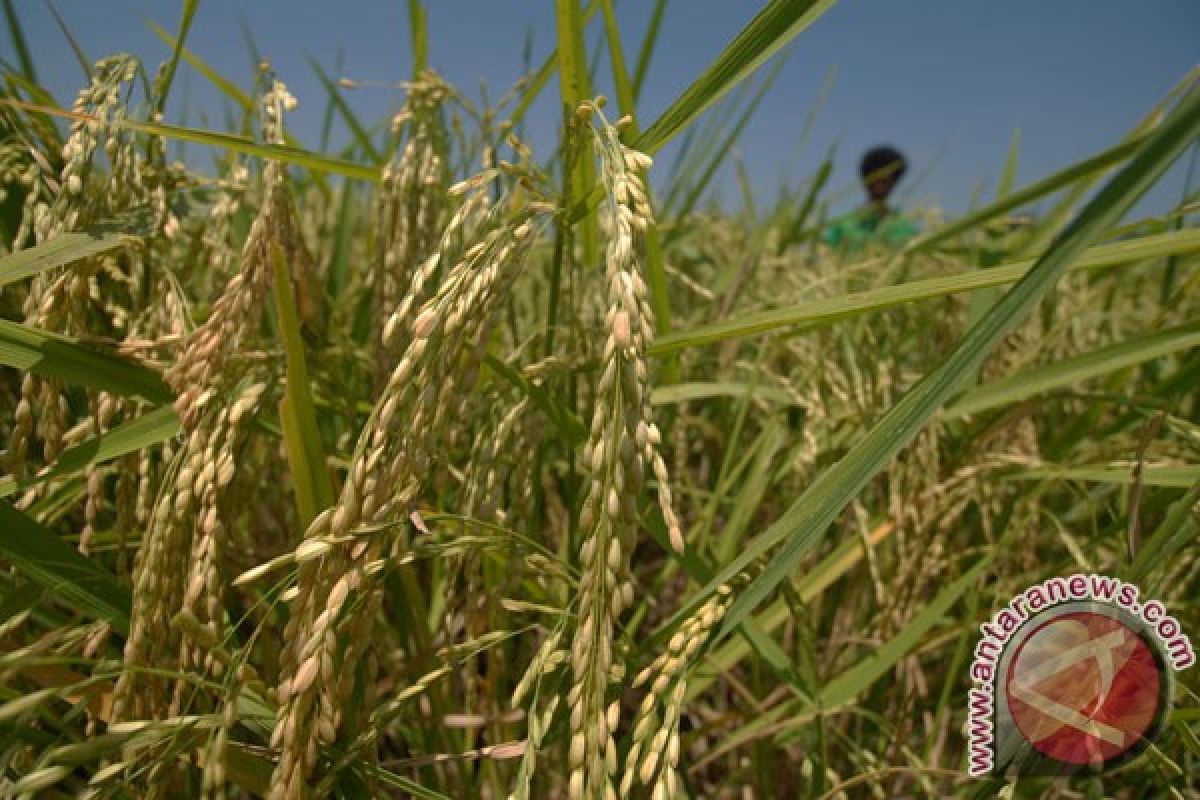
[562,104,678,800]
[166,80,296,429]
[373,74,448,374]
[8,55,140,478]
[621,586,732,799]
[589,110,684,555]
[267,173,545,800]
[112,82,296,733]
[175,382,268,685]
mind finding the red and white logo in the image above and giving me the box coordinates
[966,575,1191,777]
[1005,611,1161,767]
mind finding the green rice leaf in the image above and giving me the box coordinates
[308,56,384,164]
[818,557,989,709]
[146,18,253,112]
[1009,464,1200,488]
[650,381,799,406]
[0,501,131,633]
[945,320,1200,418]
[1,0,36,83]
[408,0,428,76]
[652,227,1200,354]
[0,318,173,403]
[0,405,180,499]
[0,98,380,182]
[270,244,335,528]
[152,0,199,113]
[636,0,838,155]
[632,0,668,101]
[0,209,154,288]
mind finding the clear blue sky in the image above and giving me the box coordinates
[8,1,1200,218]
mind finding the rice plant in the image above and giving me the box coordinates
[1,2,1198,798]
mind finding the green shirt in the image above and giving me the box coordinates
[822,207,919,251]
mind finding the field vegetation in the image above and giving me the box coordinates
[0,1,1198,798]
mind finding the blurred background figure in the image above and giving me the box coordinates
[823,144,919,250]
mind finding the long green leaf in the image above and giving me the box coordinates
[818,557,989,708]
[45,0,93,81]
[650,381,798,406]
[146,19,254,112]
[0,502,131,633]
[651,227,1200,354]
[687,520,895,701]
[686,82,1200,643]
[153,0,199,114]
[0,98,380,183]
[1129,483,1200,587]
[0,319,173,403]
[408,0,428,76]
[307,56,384,164]
[668,54,788,227]
[0,406,180,499]
[1,0,36,83]
[599,0,636,122]
[1010,464,1200,488]
[556,0,599,268]
[483,354,587,445]
[0,210,154,288]
[270,244,335,528]
[636,0,837,155]
[945,320,1200,418]
[508,1,601,129]
[907,136,1151,254]
[632,0,668,102]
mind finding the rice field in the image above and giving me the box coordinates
[1,2,1199,798]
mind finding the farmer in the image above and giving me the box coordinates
[823,144,919,250]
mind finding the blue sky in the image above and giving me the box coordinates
[8,1,1200,218]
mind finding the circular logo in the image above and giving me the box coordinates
[1004,610,1166,768]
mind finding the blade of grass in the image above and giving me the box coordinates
[632,0,668,102]
[636,0,837,155]
[146,19,254,113]
[817,557,989,709]
[0,98,379,182]
[483,354,587,445]
[152,0,199,114]
[776,156,832,256]
[668,55,788,231]
[1008,464,1200,488]
[997,127,1020,200]
[1129,483,1200,587]
[307,56,384,164]
[556,0,598,269]
[408,0,428,76]
[652,227,1200,354]
[0,405,180,499]
[945,320,1200,418]
[1,0,36,83]
[0,502,131,634]
[0,209,154,288]
[270,243,335,528]
[599,0,636,122]
[650,381,799,405]
[686,520,895,701]
[0,319,173,404]
[45,0,93,81]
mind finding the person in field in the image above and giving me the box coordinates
[822,144,919,250]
